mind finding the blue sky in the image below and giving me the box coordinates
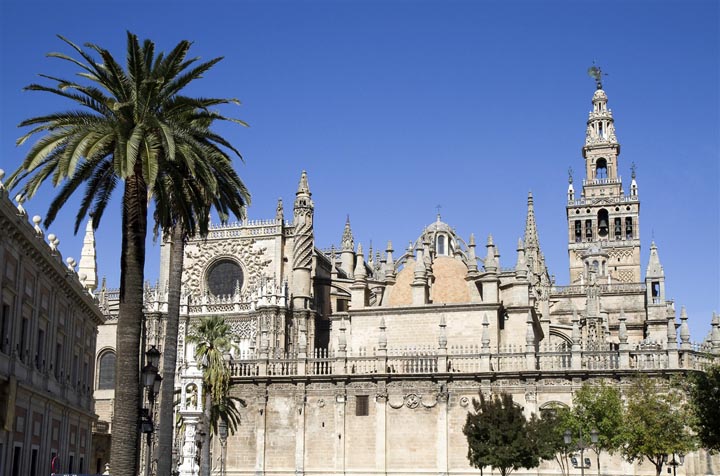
[1,0,717,339]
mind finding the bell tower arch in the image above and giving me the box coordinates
[566,75,641,284]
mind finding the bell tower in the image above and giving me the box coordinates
[566,71,641,284]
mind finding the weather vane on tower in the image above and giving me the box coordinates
[587,62,607,89]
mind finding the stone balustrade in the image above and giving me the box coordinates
[228,342,717,378]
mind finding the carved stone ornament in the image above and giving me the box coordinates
[525,391,536,402]
[405,394,421,409]
[388,397,405,409]
[375,391,388,403]
[436,389,449,403]
[317,398,325,408]
[182,239,271,296]
[228,318,257,341]
[459,397,470,407]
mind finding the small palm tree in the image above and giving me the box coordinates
[186,315,240,476]
[7,33,247,476]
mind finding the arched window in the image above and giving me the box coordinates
[437,235,446,255]
[596,158,607,179]
[97,351,116,390]
[597,209,609,237]
[207,259,243,297]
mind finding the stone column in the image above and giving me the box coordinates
[254,389,268,476]
[436,385,449,476]
[178,412,202,476]
[375,385,387,474]
[295,387,306,475]
[334,386,346,475]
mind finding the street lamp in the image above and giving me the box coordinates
[564,428,598,476]
[141,346,162,476]
[218,419,228,476]
[663,452,685,476]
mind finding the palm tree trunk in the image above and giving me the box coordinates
[201,392,212,476]
[110,172,148,476]
[156,224,184,476]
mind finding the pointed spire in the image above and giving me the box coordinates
[484,235,497,273]
[711,312,720,351]
[525,311,535,346]
[467,233,478,273]
[666,306,677,344]
[515,238,527,279]
[342,216,354,251]
[413,245,426,279]
[481,314,491,350]
[438,314,447,350]
[524,191,539,251]
[679,306,691,348]
[379,316,387,350]
[646,241,664,278]
[571,309,581,349]
[77,216,97,292]
[340,216,355,278]
[384,240,395,283]
[297,170,310,195]
[330,245,338,278]
[276,198,284,222]
[385,241,394,269]
[618,309,628,344]
[354,243,367,280]
[293,170,313,219]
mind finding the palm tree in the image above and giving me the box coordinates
[6,33,247,476]
[185,315,239,476]
[152,116,250,476]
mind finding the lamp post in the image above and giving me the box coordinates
[141,346,162,476]
[218,420,228,476]
[663,452,685,476]
[564,428,598,476]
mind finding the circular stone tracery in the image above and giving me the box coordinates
[206,259,244,297]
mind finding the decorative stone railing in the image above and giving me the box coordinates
[568,194,639,206]
[583,177,622,186]
[228,343,718,378]
[550,282,646,296]
[96,282,291,319]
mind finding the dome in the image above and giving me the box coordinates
[592,89,608,102]
[424,216,453,234]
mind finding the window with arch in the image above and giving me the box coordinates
[596,158,608,179]
[436,235,446,256]
[597,209,609,237]
[206,259,244,297]
[97,350,115,390]
[539,401,570,418]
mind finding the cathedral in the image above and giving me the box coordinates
[89,82,720,475]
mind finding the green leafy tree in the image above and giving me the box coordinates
[689,365,720,451]
[570,380,624,475]
[463,392,539,476]
[621,376,695,476]
[186,315,240,476]
[6,33,247,476]
[529,405,574,476]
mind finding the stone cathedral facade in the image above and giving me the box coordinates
[92,84,720,475]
